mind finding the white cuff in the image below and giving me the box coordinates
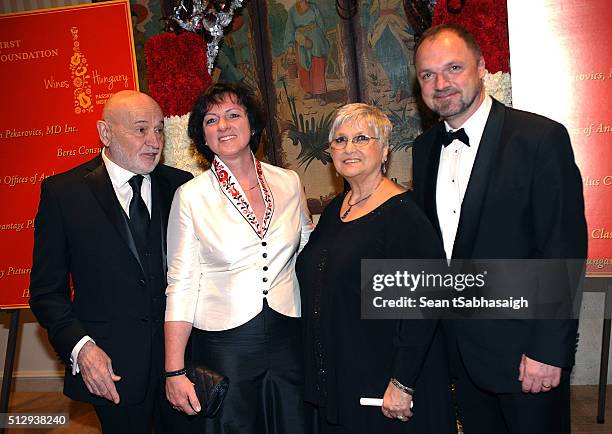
[70,336,94,375]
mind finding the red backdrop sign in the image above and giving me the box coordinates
[508,0,612,276]
[0,0,137,309]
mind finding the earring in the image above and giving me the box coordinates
[381,160,388,175]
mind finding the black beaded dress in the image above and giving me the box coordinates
[296,191,457,434]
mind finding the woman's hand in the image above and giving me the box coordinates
[164,321,197,413]
[165,374,201,416]
[381,381,413,422]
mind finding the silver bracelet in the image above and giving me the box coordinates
[390,377,414,396]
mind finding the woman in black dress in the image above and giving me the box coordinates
[296,103,456,433]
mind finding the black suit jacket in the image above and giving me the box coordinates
[29,155,192,405]
[412,98,587,393]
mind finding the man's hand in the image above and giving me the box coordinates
[518,353,561,393]
[381,381,413,422]
[77,341,121,403]
[165,375,201,416]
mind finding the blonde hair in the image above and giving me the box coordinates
[329,103,392,148]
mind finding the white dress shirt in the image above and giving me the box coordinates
[165,156,313,331]
[436,94,492,259]
[71,148,152,374]
[102,148,152,217]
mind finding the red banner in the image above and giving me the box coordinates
[508,0,612,276]
[0,0,138,309]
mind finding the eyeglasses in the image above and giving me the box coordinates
[329,134,379,150]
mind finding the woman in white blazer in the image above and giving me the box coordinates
[164,83,313,433]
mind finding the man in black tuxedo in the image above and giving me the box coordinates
[29,90,193,433]
[411,25,587,433]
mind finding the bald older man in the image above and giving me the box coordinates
[30,90,193,433]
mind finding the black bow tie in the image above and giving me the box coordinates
[441,128,470,147]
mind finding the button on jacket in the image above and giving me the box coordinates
[165,157,313,331]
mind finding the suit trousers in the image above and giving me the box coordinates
[93,330,182,434]
[453,347,570,434]
[94,373,161,434]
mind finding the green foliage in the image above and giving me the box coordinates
[387,105,421,151]
[287,111,334,169]
[370,99,421,151]
[278,76,333,170]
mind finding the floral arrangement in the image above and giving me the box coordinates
[432,0,510,74]
[163,113,208,175]
[144,31,212,117]
[484,71,512,107]
[431,1,512,106]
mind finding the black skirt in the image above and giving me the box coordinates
[189,300,304,434]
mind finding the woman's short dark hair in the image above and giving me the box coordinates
[188,83,265,162]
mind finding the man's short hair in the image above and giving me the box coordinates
[415,24,483,62]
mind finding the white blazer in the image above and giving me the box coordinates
[165,156,313,331]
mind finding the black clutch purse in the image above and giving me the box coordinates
[185,360,229,418]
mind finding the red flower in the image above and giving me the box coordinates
[432,0,510,74]
[145,32,213,116]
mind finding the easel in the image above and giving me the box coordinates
[0,309,20,434]
[594,278,612,423]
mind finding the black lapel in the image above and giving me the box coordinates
[422,122,446,240]
[452,99,506,259]
[150,169,170,272]
[83,156,144,272]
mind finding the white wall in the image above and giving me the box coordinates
[574,292,612,384]
[0,310,63,389]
